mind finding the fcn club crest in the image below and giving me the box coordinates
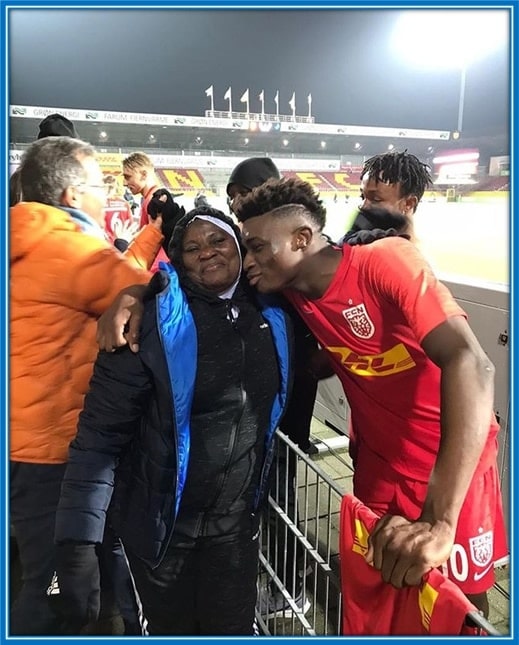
[469,530,493,567]
[342,304,375,339]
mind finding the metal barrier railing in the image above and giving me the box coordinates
[255,429,507,636]
[256,431,344,636]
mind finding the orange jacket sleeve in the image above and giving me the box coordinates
[60,236,152,317]
[123,224,164,270]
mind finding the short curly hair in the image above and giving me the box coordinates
[233,177,327,231]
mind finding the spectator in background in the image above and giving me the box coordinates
[122,152,168,271]
[122,152,160,229]
[342,150,432,244]
[9,136,165,635]
[37,113,79,140]
[194,191,210,208]
[226,157,281,207]
[123,187,139,218]
[10,113,79,206]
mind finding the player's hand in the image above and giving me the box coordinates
[365,515,455,588]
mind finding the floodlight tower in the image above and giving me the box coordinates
[392,9,508,135]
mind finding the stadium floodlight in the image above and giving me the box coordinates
[392,9,508,132]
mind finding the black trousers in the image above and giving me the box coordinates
[126,531,259,635]
[10,461,139,635]
[10,462,67,635]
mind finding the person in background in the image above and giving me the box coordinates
[9,136,165,635]
[226,157,281,205]
[333,151,434,467]
[121,152,160,229]
[123,187,139,219]
[234,176,507,618]
[37,113,79,140]
[194,191,210,208]
[10,112,79,206]
[342,150,432,244]
[122,151,169,271]
[53,205,293,636]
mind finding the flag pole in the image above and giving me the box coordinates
[240,89,250,116]
[224,87,232,117]
[205,85,214,113]
[289,92,296,120]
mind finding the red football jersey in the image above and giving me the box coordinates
[138,184,160,229]
[339,494,484,635]
[285,239,499,490]
[103,197,134,244]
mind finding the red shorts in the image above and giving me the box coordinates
[354,462,508,595]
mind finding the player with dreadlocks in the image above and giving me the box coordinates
[342,150,433,244]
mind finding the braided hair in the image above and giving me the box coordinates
[360,150,433,210]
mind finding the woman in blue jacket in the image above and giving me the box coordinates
[53,206,292,636]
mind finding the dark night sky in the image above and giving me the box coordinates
[8,8,510,136]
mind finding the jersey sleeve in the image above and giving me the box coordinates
[361,238,466,343]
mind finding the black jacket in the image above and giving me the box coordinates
[55,266,293,568]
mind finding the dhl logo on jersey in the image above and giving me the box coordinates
[327,343,416,377]
[418,581,439,632]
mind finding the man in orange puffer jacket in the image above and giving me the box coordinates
[9,136,165,635]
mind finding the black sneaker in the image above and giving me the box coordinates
[301,442,319,456]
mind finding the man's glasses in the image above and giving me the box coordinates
[75,183,110,195]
